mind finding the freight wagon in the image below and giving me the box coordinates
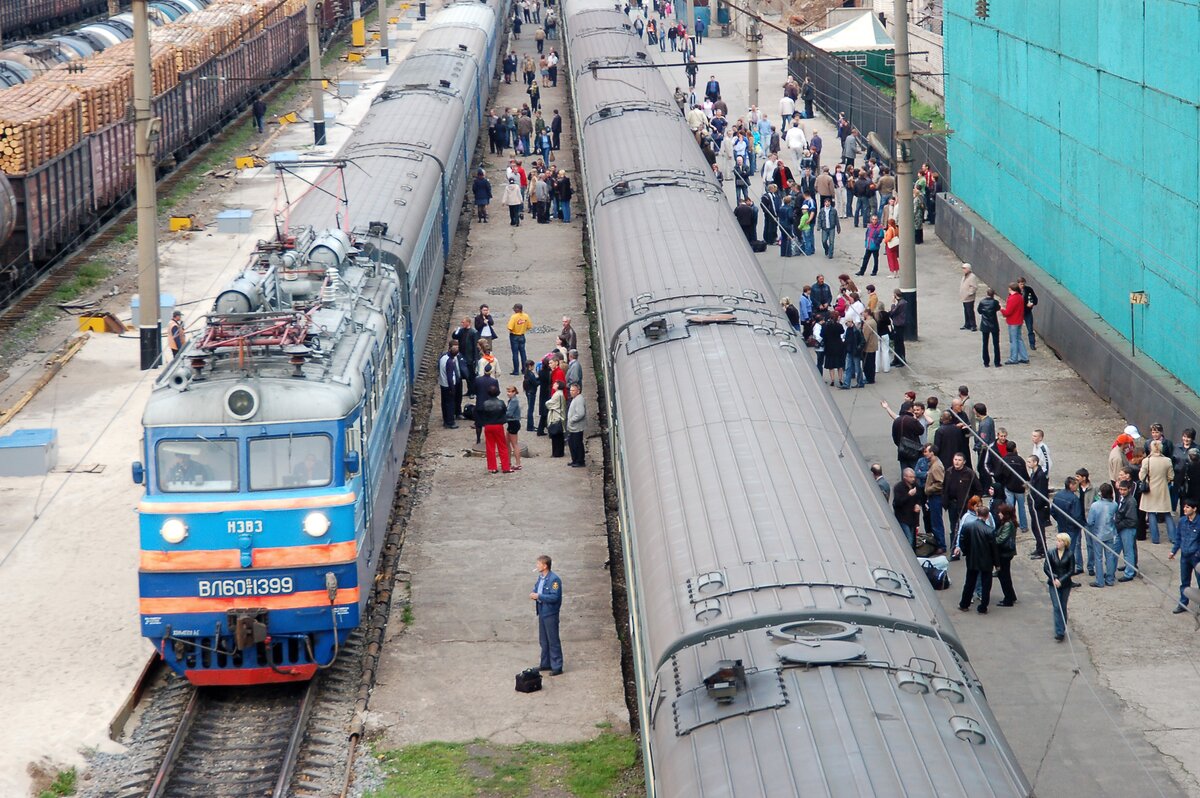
[0,0,112,42]
[0,1,366,308]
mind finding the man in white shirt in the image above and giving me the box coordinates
[779,94,796,122]
[785,122,808,171]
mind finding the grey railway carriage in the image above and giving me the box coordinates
[561,0,1032,794]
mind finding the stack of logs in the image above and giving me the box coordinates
[0,0,307,175]
[0,87,83,174]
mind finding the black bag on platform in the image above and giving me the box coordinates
[751,239,767,253]
[515,667,543,693]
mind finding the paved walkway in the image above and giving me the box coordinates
[366,28,627,746]
[645,20,1200,797]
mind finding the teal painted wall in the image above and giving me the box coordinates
[944,0,1200,391]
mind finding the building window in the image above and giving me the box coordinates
[885,53,895,67]
[839,53,867,67]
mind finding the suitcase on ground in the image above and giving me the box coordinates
[515,667,543,693]
[750,239,767,253]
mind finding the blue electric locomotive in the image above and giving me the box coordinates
[132,0,505,685]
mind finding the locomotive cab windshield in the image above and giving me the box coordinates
[152,429,339,493]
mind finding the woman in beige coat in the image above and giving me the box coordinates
[1139,440,1176,545]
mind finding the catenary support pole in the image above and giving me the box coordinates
[381,1,390,63]
[893,0,917,339]
[307,0,326,146]
[747,0,759,109]
[133,0,161,370]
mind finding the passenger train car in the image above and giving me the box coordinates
[561,1,1032,795]
[132,0,505,685]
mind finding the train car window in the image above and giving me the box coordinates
[156,439,238,493]
[248,434,332,490]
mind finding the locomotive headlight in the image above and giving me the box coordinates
[161,518,189,544]
[303,511,330,538]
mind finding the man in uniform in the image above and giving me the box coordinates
[169,450,211,485]
[531,555,563,674]
[168,310,186,360]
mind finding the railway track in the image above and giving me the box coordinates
[144,678,318,798]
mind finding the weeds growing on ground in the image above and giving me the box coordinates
[369,732,641,798]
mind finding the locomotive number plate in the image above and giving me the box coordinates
[197,576,295,597]
[227,519,264,534]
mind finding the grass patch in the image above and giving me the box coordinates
[37,767,76,798]
[879,88,947,130]
[400,602,413,626]
[113,223,137,245]
[50,259,111,304]
[369,732,641,798]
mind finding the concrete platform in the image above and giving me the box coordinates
[0,12,447,794]
[366,31,627,747]
[647,20,1200,797]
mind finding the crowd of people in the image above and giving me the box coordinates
[780,272,910,389]
[439,310,588,474]
[876,383,1200,640]
[680,76,944,262]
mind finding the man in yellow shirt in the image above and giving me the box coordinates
[507,303,533,375]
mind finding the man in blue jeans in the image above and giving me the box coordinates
[1173,499,1200,612]
[1000,282,1030,364]
[1114,480,1140,581]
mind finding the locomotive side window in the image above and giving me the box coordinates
[157,439,238,492]
[249,434,332,490]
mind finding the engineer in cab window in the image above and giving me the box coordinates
[170,451,211,485]
[292,451,327,485]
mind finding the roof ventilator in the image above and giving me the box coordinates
[693,571,725,594]
[951,716,987,745]
[693,598,721,621]
[766,619,861,642]
[776,638,867,665]
[703,659,746,704]
[896,670,931,694]
[872,567,905,591]
[932,677,966,703]
[613,180,630,195]
[840,586,872,606]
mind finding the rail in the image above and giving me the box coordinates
[144,677,320,798]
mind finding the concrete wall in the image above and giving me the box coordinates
[943,0,1200,394]
[937,194,1200,437]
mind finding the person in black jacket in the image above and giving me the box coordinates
[1028,455,1051,559]
[956,505,998,613]
[1045,532,1076,640]
[892,468,923,547]
[536,354,552,435]
[554,170,573,222]
[451,317,479,397]
[943,453,982,543]
[477,384,511,474]
[933,412,967,468]
[891,402,925,474]
[977,288,1002,367]
[1114,480,1140,581]
[522,360,539,432]
[1018,276,1038,350]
